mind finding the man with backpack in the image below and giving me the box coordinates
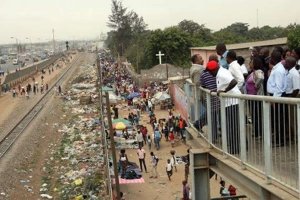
[150,152,158,178]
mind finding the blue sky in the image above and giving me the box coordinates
[0,0,299,44]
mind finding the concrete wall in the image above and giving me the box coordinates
[169,83,189,121]
[123,62,189,87]
[1,53,63,90]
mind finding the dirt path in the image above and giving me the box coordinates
[0,52,233,200]
[0,54,74,140]
[0,52,86,200]
[116,105,224,200]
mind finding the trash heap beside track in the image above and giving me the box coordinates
[40,64,108,200]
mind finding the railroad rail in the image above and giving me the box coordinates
[0,52,84,159]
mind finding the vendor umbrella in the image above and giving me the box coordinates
[127,92,141,100]
[114,122,127,130]
[108,92,120,104]
[101,86,114,92]
[153,91,171,101]
[112,118,131,125]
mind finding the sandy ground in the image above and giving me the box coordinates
[115,104,225,200]
[0,52,236,200]
[0,55,72,139]
[0,52,86,200]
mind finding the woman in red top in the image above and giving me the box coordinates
[141,126,148,144]
[169,131,175,147]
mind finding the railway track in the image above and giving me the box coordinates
[0,52,85,159]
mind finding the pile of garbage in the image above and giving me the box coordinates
[40,64,109,200]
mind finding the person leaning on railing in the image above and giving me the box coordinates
[200,54,219,141]
[206,60,241,154]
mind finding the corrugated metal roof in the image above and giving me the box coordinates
[190,37,287,51]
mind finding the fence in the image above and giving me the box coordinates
[184,79,300,195]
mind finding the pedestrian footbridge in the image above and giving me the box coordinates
[181,80,300,200]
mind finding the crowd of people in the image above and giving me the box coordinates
[100,54,192,200]
[191,44,300,98]
[8,65,64,99]
[191,43,300,151]
[191,44,300,97]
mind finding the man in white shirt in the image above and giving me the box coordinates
[284,56,300,97]
[291,47,300,97]
[166,159,173,181]
[136,131,144,148]
[267,51,287,97]
[291,47,300,75]
[206,60,241,154]
[147,99,153,112]
[150,152,158,178]
[283,56,299,141]
[226,50,244,90]
[137,146,147,172]
[237,56,248,79]
[267,50,288,146]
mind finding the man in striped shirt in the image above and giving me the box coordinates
[201,54,218,91]
[199,54,219,142]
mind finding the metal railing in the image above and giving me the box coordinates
[184,79,300,194]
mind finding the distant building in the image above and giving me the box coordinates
[190,37,287,66]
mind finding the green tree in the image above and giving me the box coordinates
[213,22,249,44]
[105,5,295,72]
[178,19,213,45]
[125,31,151,72]
[212,22,249,44]
[213,29,246,44]
[287,24,300,49]
[105,0,147,56]
[247,27,262,41]
[143,27,193,68]
[129,11,147,36]
[178,19,203,35]
[258,26,287,40]
[226,22,249,35]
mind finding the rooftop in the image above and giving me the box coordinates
[191,37,287,51]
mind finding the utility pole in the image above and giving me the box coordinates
[10,37,18,57]
[26,37,32,53]
[256,9,259,28]
[166,56,169,79]
[52,28,56,53]
[117,53,121,69]
[105,92,121,200]
[136,45,139,74]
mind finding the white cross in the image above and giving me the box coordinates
[156,51,165,65]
